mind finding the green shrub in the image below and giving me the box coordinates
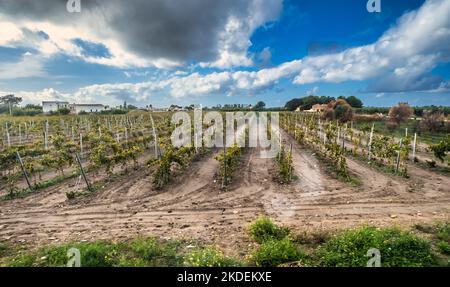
[65,191,77,200]
[276,145,294,184]
[414,223,435,234]
[0,242,9,258]
[184,247,241,267]
[426,160,437,168]
[78,242,117,267]
[252,238,303,267]
[437,241,450,255]
[294,230,331,246]
[6,238,184,267]
[435,223,450,242]
[128,237,182,266]
[9,242,116,267]
[318,226,436,267]
[248,217,289,244]
[131,238,161,260]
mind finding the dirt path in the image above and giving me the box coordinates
[0,126,449,257]
[276,129,449,228]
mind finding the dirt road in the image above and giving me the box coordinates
[0,127,448,257]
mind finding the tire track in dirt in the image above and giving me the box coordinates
[277,127,449,229]
[1,122,449,258]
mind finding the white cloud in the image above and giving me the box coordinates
[258,47,272,67]
[291,0,450,91]
[306,86,319,96]
[1,88,71,105]
[3,0,449,104]
[194,0,450,94]
[174,70,188,76]
[200,0,282,68]
[0,53,47,79]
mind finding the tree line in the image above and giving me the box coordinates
[285,95,363,111]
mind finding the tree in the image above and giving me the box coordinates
[285,98,303,111]
[323,99,354,123]
[420,110,446,132]
[254,101,266,111]
[127,104,138,110]
[345,96,363,108]
[25,104,42,109]
[388,103,413,125]
[59,107,71,115]
[430,135,450,163]
[284,96,335,111]
[0,94,22,115]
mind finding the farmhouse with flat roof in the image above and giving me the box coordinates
[71,103,106,114]
[42,101,69,114]
[42,101,107,114]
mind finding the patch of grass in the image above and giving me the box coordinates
[128,237,183,267]
[5,237,188,267]
[435,223,450,242]
[414,223,435,234]
[426,160,437,168]
[8,241,117,267]
[184,247,241,267]
[437,241,450,255]
[248,217,289,244]
[318,226,436,267]
[353,120,446,145]
[315,152,362,186]
[346,152,410,179]
[251,238,305,267]
[34,171,81,190]
[2,171,82,201]
[0,242,10,258]
[293,229,331,247]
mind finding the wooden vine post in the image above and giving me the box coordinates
[222,144,227,190]
[368,124,375,161]
[395,139,403,173]
[44,120,49,150]
[150,114,159,158]
[19,124,22,144]
[412,133,417,160]
[6,130,11,147]
[80,133,83,158]
[16,151,33,190]
[75,153,92,192]
[289,143,293,182]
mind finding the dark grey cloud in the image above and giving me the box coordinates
[0,0,273,64]
[104,0,248,62]
[366,73,448,93]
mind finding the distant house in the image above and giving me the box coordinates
[42,101,107,114]
[306,104,328,113]
[71,104,106,114]
[42,101,69,114]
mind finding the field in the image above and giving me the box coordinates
[352,119,447,145]
[0,111,449,267]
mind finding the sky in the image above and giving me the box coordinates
[0,0,449,108]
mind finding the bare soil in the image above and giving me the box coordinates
[0,129,449,257]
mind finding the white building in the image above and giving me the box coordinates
[42,101,107,114]
[42,101,69,114]
[71,104,106,114]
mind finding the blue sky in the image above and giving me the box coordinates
[0,0,449,108]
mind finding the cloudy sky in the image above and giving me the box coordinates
[0,0,449,107]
